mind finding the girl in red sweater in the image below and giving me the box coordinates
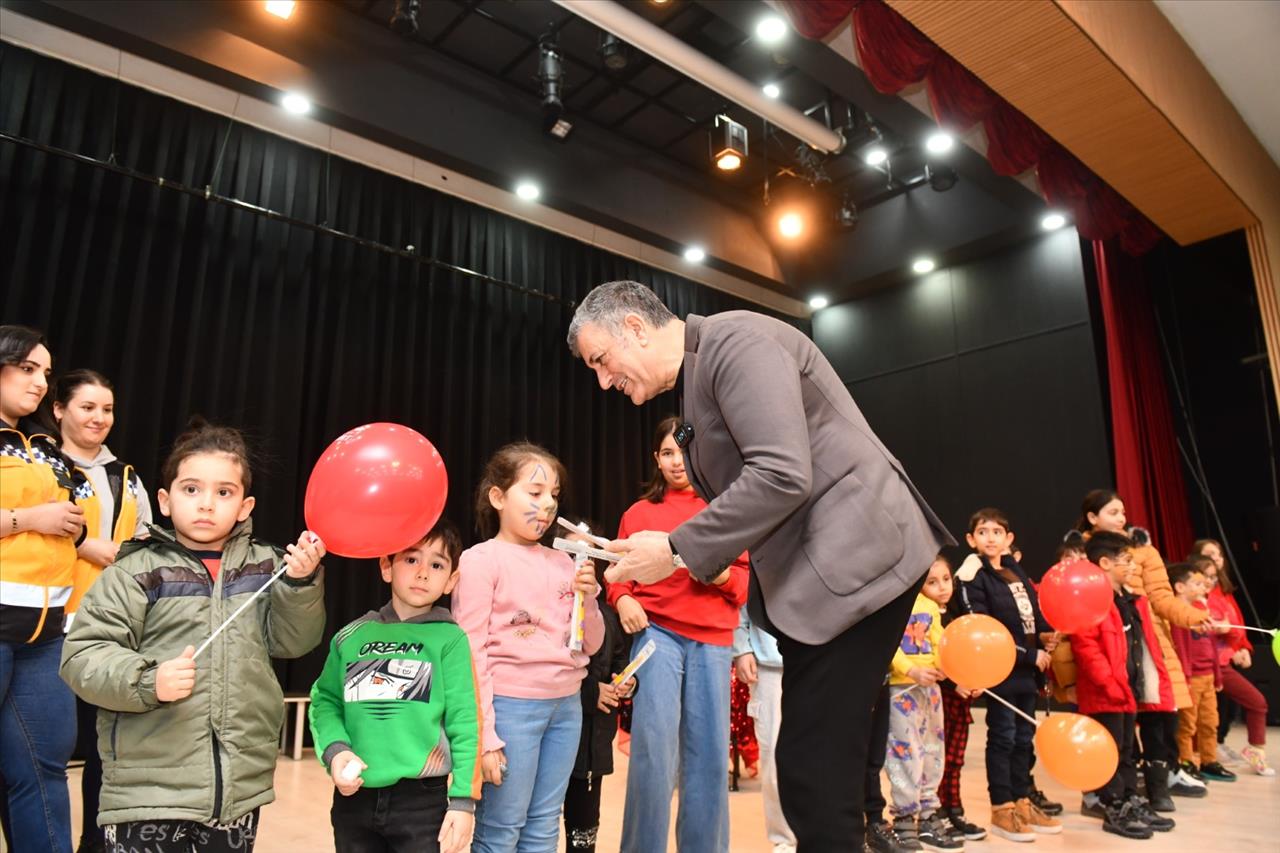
[611,417,749,853]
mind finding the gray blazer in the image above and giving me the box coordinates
[668,312,954,645]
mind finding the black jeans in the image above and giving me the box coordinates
[1136,710,1178,764]
[864,681,891,824]
[1091,712,1137,804]
[563,773,605,851]
[984,688,1037,806]
[104,808,259,852]
[776,581,919,852]
[331,778,447,853]
[77,695,104,847]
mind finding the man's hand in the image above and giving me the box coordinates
[481,749,507,787]
[156,645,197,702]
[438,809,474,853]
[615,596,649,635]
[604,531,678,585]
[330,751,365,796]
[734,653,758,685]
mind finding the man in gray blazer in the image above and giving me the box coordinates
[568,281,954,852]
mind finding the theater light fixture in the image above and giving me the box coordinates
[1042,212,1067,231]
[281,92,311,115]
[864,146,888,167]
[809,295,830,310]
[926,164,958,192]
[264,0,295,19]
[836,197,859,231]
[762,83,780,99]
[925,131,954,155]
[538,36,570,138]
[515,181,541,201]
[683,246,706,263]
[389,0,420,36]
[599,33,628,71]
[713,114,748,172]
[912,257,937,275]
[755,16,788,44]
[778,212,804,239]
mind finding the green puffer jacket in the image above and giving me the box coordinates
[60,520,325,826]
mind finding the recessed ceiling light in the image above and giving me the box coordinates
[762,83,781,99]
[912,257,936,274]
[778,212,804,239]
[683,246,706,263]
[264,0,295,19]
[864,147,888,167]
[755,16,788,44]
[515,181,540,201]
[281,92,311,114]
[925,131,954,154]
[809,295,829,310]
[1041,212,1067,231]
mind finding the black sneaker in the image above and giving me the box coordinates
[891,816,924,852]
[1102,800,1154,840]
[1127,796,1175,832]
[941,808,987,841]
[918,814,964,851]
[867,819,913,853]
[1200,761,1237,782]
[1081,793,1106,820]
[1029,782,1064,816]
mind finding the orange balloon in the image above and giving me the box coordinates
[938,614,1017,690]
[1035,713,1119,791]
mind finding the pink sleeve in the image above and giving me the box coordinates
[453,548,503,752]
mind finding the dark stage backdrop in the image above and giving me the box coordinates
[813,229,1112,575]
[0,44,802,691]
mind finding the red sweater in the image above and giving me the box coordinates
[1207,588,1252,666]
[1171,602,1223,688]
[608,488,749,645]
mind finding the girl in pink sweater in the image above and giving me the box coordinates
[452,442,604,853]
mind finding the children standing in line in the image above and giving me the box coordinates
[310,520,480,853]
[1168,562,1235,783]
[60,420,326,852]
[1073,532,1174,839]
[452,443,603,853]
[885,556,963,852]
[955,509,1060,842]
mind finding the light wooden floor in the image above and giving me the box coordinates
[66,710,1279,851]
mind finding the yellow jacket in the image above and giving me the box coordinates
[66,460,143,618]
[890,593,943,685]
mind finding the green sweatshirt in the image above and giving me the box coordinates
[309,603,482,811]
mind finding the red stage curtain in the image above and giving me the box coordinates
[1093,241,1194,560]
[776,0,1163,255]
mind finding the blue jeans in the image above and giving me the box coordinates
[0,637,76,853]
[984,688,1037,806]
[473,694,582,853]
[621,624,731,853]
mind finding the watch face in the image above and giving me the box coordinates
[674,422,694,448]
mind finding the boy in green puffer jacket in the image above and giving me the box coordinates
[309,519,482,853]
[60,420,326,851]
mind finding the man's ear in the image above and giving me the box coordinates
[622,312,646,339]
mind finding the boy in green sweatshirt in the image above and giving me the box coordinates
[309,520,481,853]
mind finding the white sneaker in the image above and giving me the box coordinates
[772,844,797,853]
[1174,768,1208,789]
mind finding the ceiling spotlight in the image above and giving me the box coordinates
[809,295,830,310]
[925,131,954,155]
[599,33,628,71]
[389,0,419,35]
[538,36,567,136]
[836,196,859,230]
[515,181,541,201]
[926,163,958,192]
[683,246,706,263]
[762,83,781,99]
[264,0,295,19]
[756,16,788,44]
[912,257,937,275]
[281,92,311,115]
[778,212,804,239]
[864,146,888,167]
[1041,212,1067,231]
[713,114,748,172]
[548,118,574,140]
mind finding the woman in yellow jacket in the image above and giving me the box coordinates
[53,369,151,853]
[0,325,86,853]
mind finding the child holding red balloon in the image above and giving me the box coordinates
[452,443,604,853]
[1074,531,1175,839]
[60,419,327,852]
[309,519,480,853]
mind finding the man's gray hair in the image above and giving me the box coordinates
[566,280,677,357]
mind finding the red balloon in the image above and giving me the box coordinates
[1039,559,1113,634]
[304,423,448,559]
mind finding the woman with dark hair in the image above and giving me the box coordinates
[1192,540,1273,775]
[610,416,750,853]
[54,369,153,852]
[0,324,85,853]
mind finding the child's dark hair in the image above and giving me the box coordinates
[390,518,464,568]
[931,551,953,572]
[1084,530,1132,565]
[53,369,112,408]
[1167,561,1198,588]
[161,416,253,492]
[1187,553,1216,577]
[968,507,1010,533]
[640,415,683,503]
[1076,489,1121,532]
[474,442,567,539]
[1056,530,1087,561]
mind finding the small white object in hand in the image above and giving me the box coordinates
[340,761,362,782]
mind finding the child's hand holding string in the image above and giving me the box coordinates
[156,645,197,702]
[284,531,325,579]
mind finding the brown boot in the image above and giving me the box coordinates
[1016,798,1063,835]
[990,803,1035,843]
